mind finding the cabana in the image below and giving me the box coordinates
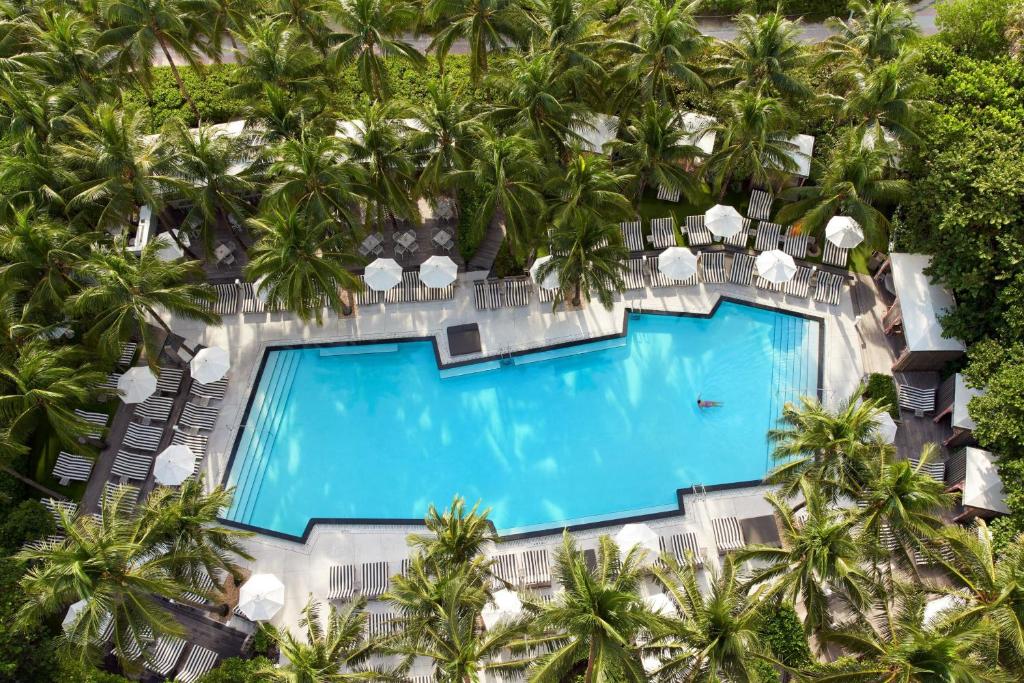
[574,114,619,155]
[874,253,966,371]
[935,373,986,447]
[945,448,1009,522]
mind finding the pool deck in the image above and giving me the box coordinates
[164,272,869,635]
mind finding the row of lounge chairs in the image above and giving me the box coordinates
[474,277,533,310]
[327,560,401,601]
[356,272,456,306]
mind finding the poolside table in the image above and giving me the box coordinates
[361,233,382,252]
[447,324,481,357]
[432,229,451,246]
[396,230,417,248]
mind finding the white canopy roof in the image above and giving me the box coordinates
[963,448,1008,514]
[335,118,426,146]
[575,114,619,154]
[889,253,966,353]
[952,373,985,431]
[784,134,815,177]
[679,112,716,156]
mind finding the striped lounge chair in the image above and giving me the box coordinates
[748,189,774,221]
[684,216,713,246]
[179,403,219,432]
[649,254,696,288]
[898,384,936,417]
[328,564,356,600]
[623,258,646,291]
[754,222,782,252]
[728,253,755,286]
[111,450,154,481]
[421,279,455,302]
[123,423,163,452]
[504,277,532,307]
[210,283,239,315]
[73,409,108,439]
[362,561,389,599]
[755,271,783,292]
[365,612,398,639]
[156,367,183,394]
[117,341,138,368]
[909,456,945,482]
[620,220,644,252]
[103,482,140,511]
[660,532,705,568]
[719,217,752,248]
[133,395,174,424]
[172,430,208,458]
[52,451,93,485]
[145,636,187,676]
[813,271,844,306]
[521,549,551,588]
[656,184,680,202]
[711,517,745,553]
[647,218,675,248]
[356,275,382,306]
[700,252,726,284]
[175,645,219,683]
[784,266,813,298]
[782,232,811,259]
[97,372,121,394]
[41,498,78,527]
[240,281,266,313]
[822,241,850,267]
[190,377,228,404]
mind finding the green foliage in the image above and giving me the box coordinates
[195,656,274,683]
[251,623,275,657]
[456,183,486,265]
[863,373,899,418]
[936,0,1015,59]
[0,500,55,553]
[758,602,812,668]
[123,65,246,131]
[0,557,63,683]
[701,0,849,19]
[56,661,133,682]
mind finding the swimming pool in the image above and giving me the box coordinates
[224,302,820,537]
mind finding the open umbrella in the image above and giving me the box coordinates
[190,346,230,385]
[419,255,458,288]
[705,204,744,238]
[874,412,898,444]
[825,216,864,249]
[237,573,285,621]
[117,367,157,404]
[530,255,559,290]
[154,444,196,485]
[481,589,523,629]
[364,258,402,291]
[658,247,698,281]
[615,523,660,561]
[755,249,797,284]
[154,231,185,261]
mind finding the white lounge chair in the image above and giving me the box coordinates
[660,532,704,568]
[711,517,745,553]
[684,216,713,246]
[156,367,184,394]
[133,395,174,424]
[123,423,163,452]
[52,451,93,484]
[729,253,755,286]
[111,450,154,481]
[656,185,681,202]
[754,222,782,252]
[179,403,219,432]
[647,218,675,249]
[362,561,389,599]
[700,252,726,284]
[898,385,936,417]
[521,549,551,588]
[328,564,356,600]
[504,277,532,307]
[748,189,774,221]
[189,377,228,404]
[175,645,219,683]
[620,220,644,252]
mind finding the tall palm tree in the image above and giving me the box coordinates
[536,214,627,309]
[407,497,496,572]
[255,597,381,682]
[545,153,633,227]
[269,0,333,51]
[410,78,478,211]
[229,20,326,99]
[738,480,873,641]
[67,240,219,364]
[245,205,363,321]
[0,207,90,312]
[527,0,605,85]
[525,533,661,683]
[198,0,254,53]
[713,11,813,103]
[647,555,775,681]
[766,389,887,504]
[328,0,424,99]
[776,128,908,249]
[0,132,75,219]
[20,9,117,105]
[610,101,704,201]
[242,82,330,143]
[824,0,919,64]
[837,55,925,144]
[425,0,527,83]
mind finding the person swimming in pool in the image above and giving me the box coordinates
[697,394,723,409]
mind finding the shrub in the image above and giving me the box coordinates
[0,499,56,553]
[0,558,63,683]
[700,0,849,18]
[123,65,245,131]
[196,656,273,683]
[863,373,899,418]
[936,0,1016,59]
[758,603,812,669]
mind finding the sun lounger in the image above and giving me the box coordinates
[700,252,726,284]
[117,342,138,368]
[133,395,174,424]
[365,612,398,639]
[111,450,154,481]
[660,532,704,568]
[647,218,675,248]
[179,403,219,432]
[103,482,139,510]
[620,220,644,252]
[175,645,219,683]
[239,281,266,314]
[156,367,183,394]
[474,280,492,310]
[898,384,936,417]
[421,279,455,302]
[754,222,782,252]
[656,185,681,202]
[784,266,813,298]
[782,232,810,259]
[400,558,412,576]
[813,271,843,306]
[362,561,389,599]
[822,241,849,267]
[729,253,755,286]
[172,430,208,458]
[216,283,240,315]
[146,635,186,676]
[908,456,945,482]
[491,552,519,587]
[356,275,382,306]
[684,216,713,246]
[52,451,93,485]
[623,258,646,290]
[190,377,228,405]
[97,372,121,393]
[748,189,774,221]
[755,273,783,292]
[720,217,752,248]
[537,284,556,304]
[22,533,67,551]
[182,568,219,605]
[328,564,356,600]
[504,277,532,307]
[41,498,78,528]
[74,409,109,439]
[123,423,163,452]
[115,625,152,663]
[649,254,696,288]
[711,517,745,553]
[521,549,551,587]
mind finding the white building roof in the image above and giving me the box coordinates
[574,114,619,154]
[963,448,1008,515]
[679,112,716,156]
[784,133,815,177]
[952,373,985,431]
[889,253,966,353]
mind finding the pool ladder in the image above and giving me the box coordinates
[499,347,514,366]
[692,483,708,500]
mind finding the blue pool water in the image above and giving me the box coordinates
[225,303,820,536]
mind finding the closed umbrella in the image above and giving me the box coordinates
[615,523,660,562]
[705,204,744,238]
[237,573,285,621]
[191,346,230,384]
[481,589,523,629]
[530,255,559,290]
[117,367,157,404]
[419,255,458,288]
[874,412,898,444]
[154,444,196,485]
[825,216,864,249]
[658,247,698,281]
[62,600,88,633]
[364,258,403,291]
[755,249,797,284]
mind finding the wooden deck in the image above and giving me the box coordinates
[467,216,505,272]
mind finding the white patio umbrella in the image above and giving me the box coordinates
[419,255,458,288]
[658,247,698,281]
[481,589,523,629]
[643,593,677,616]
[530,255,559,290]
[364,258,403,291]
[825,216,864,249]
[153,444,196,485]
[615,523,660,561]
[154,231,185,261]
[705,204,744,238]
[874,412,898,444]
[237,573,285,621]
[117,366,157,404]
[62,600,88,633]
[190,346,230,384]
[755,249,797,284]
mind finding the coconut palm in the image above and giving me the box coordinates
[256,597,381,682]
[20,9,117,105]
[0,132,74,218]
[714,11,813,103]
[837,55,925,144]
[67,240,219,364]
[527,0,607,103]
[425,0,527,83]
[647,555,775,682]
[15,486,200,670]
[610,101,703,200]
[245,205,363,320]
[0,207,90,311]
[546,153,633,226]
[410,77,478,210]
[243,82,330,143]
[328,0,424,99]
[766,389,887,504]
[738,481,874,641]
[0,74,63,143]
[229,20,326,99]
[198,0,255,53]
[824,0,919,64]
[407,497,496,572]
[269,0,333,51]
[537,214,627,309]
[525,533,661,683]
[776,128,908,249]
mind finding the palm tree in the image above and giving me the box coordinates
[714,11,813,103]
[610,101,703,200]
[98,0,208,119]
[410,78,478,212]
[837,55,925,144]
[738,481,873,641]
[255,597,381,682]
[525,533,661,683]
[647,555,775,681]
[536,214,627,309]
[766,389,887,504]
[0,207,90,312]
[545,153,633,227]
[527,0,604,88]
[245,205,363,321]
[20,9,118,105]
[269,0,333,52]
[425,0,527,83]
[824,0,919,64]
[407,497,496,571]
[0,132,75,219]
[67,240,219,364]
[198,0,254,53]
[776,128,908,249]
[328,0,424,99]
[242,82,330,143]
[229,20,326,99]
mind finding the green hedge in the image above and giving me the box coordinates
[700,0,849,18]
[196,656,274,682]
[863,373,900,419]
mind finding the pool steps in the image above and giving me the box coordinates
[763,315,819,469]
[319,344,398,357]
